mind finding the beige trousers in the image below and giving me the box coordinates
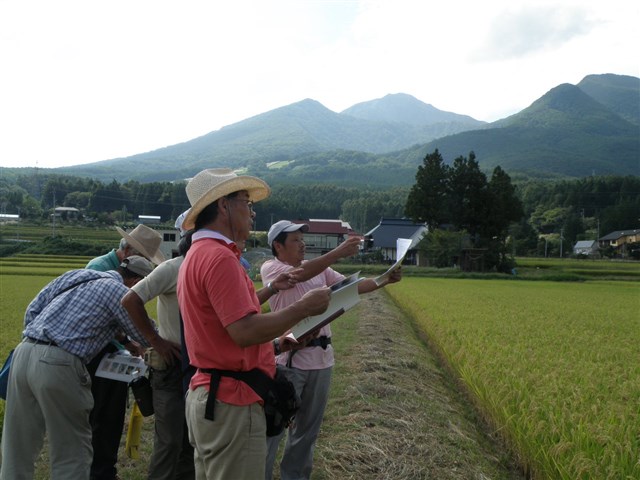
[186,385,266,480]
[0,340,93,480]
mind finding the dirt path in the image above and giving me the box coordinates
[306,289,525,480]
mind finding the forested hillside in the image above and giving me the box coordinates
[1,165,637,258]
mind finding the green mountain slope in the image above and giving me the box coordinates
[57,98,485,183]
[8,73,638,185]
[577,74,640,125]
[412,83,639,176]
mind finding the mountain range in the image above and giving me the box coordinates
[35,73,640,185]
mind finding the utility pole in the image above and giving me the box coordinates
[52,193,56,237]
[559,227,564,258]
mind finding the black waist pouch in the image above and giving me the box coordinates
[130,375,154,417]
[202,365,300,436]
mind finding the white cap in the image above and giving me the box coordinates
[267,220,309,247]
[174,209,190,237]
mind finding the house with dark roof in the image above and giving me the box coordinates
[598,229,640,258]
[290,219,357,259]
[364,218,428,265]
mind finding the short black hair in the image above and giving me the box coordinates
[178,230,194,257]
[271,230,289,257]
[117,265,144,281]
[194,192,240,230]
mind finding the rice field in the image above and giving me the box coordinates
[1,254,639,478]
[386,277,640,479]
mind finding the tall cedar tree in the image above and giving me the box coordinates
[406,150,523,267]
[404,149,450,229]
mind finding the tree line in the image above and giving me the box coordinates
[1,156,638,263]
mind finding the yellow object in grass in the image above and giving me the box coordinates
[125,402,144,459]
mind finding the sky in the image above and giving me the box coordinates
[0,0,638,169]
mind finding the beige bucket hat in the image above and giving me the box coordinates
[181,168,271,230]
[115,224,166,265]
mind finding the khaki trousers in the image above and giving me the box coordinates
[0,340,93,480]
[186,385,266,480]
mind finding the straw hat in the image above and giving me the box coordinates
[182,168,271,230]
[115,224,166,265]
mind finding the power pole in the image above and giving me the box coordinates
[52,192,56,237]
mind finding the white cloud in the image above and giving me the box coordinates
[0,0,638,168]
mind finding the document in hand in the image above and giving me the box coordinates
[289,272,364,340]
[95,350,148,383]
[374,238,412,286]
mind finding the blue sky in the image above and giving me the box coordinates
[1,0,638,168]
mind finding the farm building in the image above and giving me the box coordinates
[283,219,357,259]
[0,213,20,222]
[573,240,598,256]
[138,215,161,225]
[53,207,80,220]
[364,218,427,265]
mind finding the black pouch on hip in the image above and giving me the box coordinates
[130,376,154,417]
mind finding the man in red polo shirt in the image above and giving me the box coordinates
[177,168,331,479]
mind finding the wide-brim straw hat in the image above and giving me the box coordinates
[116,224,166,265]
[182,168,271,230]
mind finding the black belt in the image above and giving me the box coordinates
[286,336,331,368]
[25,337,58,347]
[306,336,331,349]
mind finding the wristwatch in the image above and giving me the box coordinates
[267,282,279,295]
[273,338,281,355]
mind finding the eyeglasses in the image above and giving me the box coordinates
[229,198,254,212]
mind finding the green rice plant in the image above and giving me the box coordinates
[386,278,640,480]
[516,257,640,272]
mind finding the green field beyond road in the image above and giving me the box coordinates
[386,277,639,479]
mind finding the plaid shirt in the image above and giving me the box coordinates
[23,269,150,363]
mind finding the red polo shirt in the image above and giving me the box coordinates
[177,231,275,405]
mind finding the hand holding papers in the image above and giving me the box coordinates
[374,238,411,286]
[289,272,364,340]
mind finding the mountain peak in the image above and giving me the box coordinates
[577,73,640,125]
[340,93,483,127]
[500,82,635,129]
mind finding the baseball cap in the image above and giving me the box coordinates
[174,209,191,237]
[267,220,309,247]
[120,255,154,278]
